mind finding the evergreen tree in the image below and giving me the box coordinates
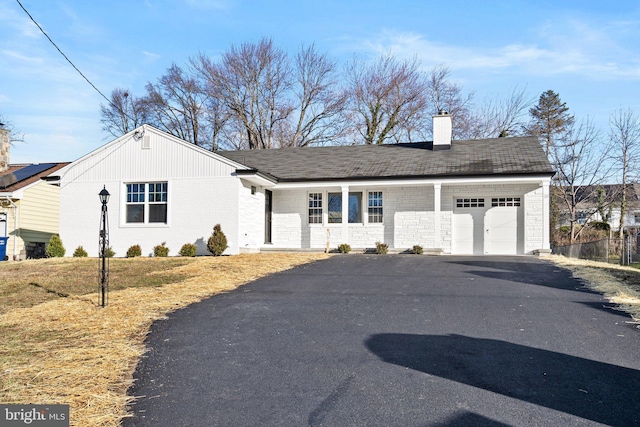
[529,90,574,156]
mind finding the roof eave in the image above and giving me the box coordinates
[234,169,278,187]
[273,171,556,184]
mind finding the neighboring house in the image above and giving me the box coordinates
[0,127,69,259]
[56,113,554,256]
[556,183,640,232]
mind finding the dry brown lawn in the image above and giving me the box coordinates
[0,253,329,427]
[548,255,640,323]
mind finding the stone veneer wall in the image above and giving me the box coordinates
[0,128,9,172]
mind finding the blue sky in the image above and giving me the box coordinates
[1,0,639,163]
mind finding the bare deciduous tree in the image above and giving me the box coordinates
[461,86,533,139]
[143,64,216,149]
[609,108,640,238]
[0,114,25,143]
[100,88,148,138]
[345,55,428,144]
[425,64,475,140]
[552,119,612,242]
[280,44,349,147]
[195,38,293,149]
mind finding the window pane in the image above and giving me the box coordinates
[308,193,322,224]
[368,191,383,223]
[328,193,342,223]
[348,192,362,223]
[149,204,167,223]
[126,205,144,223]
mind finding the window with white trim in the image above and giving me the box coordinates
[456,198,485,208]
[308,193,323,224]
[126,182,168,224]
[491,197,521,207]
[368,191,383,223]
[328,192,363,224]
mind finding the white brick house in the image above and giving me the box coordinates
[55,113,554,256]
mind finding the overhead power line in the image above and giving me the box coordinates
[15,0,139,132]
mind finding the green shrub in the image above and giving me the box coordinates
[207,224,228,256]
[72,246,88,257]
[126,244,142,258]
[337,243,351,253]
[179,243,197,257]
[153,242,170,257]
[45,235,66,257]
[411,245,423,254]
[375,241,388,254]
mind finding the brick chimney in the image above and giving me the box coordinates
[0,128,9,173]
[432,110,452,150]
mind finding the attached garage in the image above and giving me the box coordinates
[453,197,524,255]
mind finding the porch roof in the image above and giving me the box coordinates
[219,136,554,183]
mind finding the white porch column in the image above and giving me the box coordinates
[341,185,349,243]
[433,183,442,249]
[542,181,550,249]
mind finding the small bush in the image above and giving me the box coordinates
[126,244,142,258]
[73,246,88,257]
[588,221,610,231]
[153,242,169,257]
[207,224,228,256]
[411,245,423,255]
[179,243,197,257]
[375,241,389,254]
[45,235,66,257]
[337,243,351,253]
[103,247,115,258]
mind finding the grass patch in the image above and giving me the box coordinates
[0,253,330,426]
[548,255,640,323]
[0,257,196,315]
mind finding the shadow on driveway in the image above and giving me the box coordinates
[365,333,640,427]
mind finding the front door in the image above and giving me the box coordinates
[264,190,272,244]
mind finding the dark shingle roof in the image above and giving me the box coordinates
[219,136,554,182]
[0,162,71,192]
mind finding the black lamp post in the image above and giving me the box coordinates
[99,186,110,307]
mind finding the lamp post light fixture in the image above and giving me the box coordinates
[99,186,110,307]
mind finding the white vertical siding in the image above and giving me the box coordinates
[59,127,245,257]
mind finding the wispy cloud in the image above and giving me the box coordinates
[349,21,640,81]
[142,51,162,63]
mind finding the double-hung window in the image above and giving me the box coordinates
[308,193,323,224]
[368,191,383,223]
[126,182,168,224]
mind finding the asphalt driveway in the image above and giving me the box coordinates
[124,255,640,427]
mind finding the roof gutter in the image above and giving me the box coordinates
[234,169,278,188]
[272,173,554,190]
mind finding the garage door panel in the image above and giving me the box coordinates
[453,209,486,255]
[486,206,523,255]
[453,196,523,255]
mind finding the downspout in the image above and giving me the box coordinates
[4,196,18,260]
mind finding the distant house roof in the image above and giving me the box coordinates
[0,162,71,193]
[219,136,554,183]
[565,183,640,209]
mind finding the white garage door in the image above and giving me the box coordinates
[453,197,522,255]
